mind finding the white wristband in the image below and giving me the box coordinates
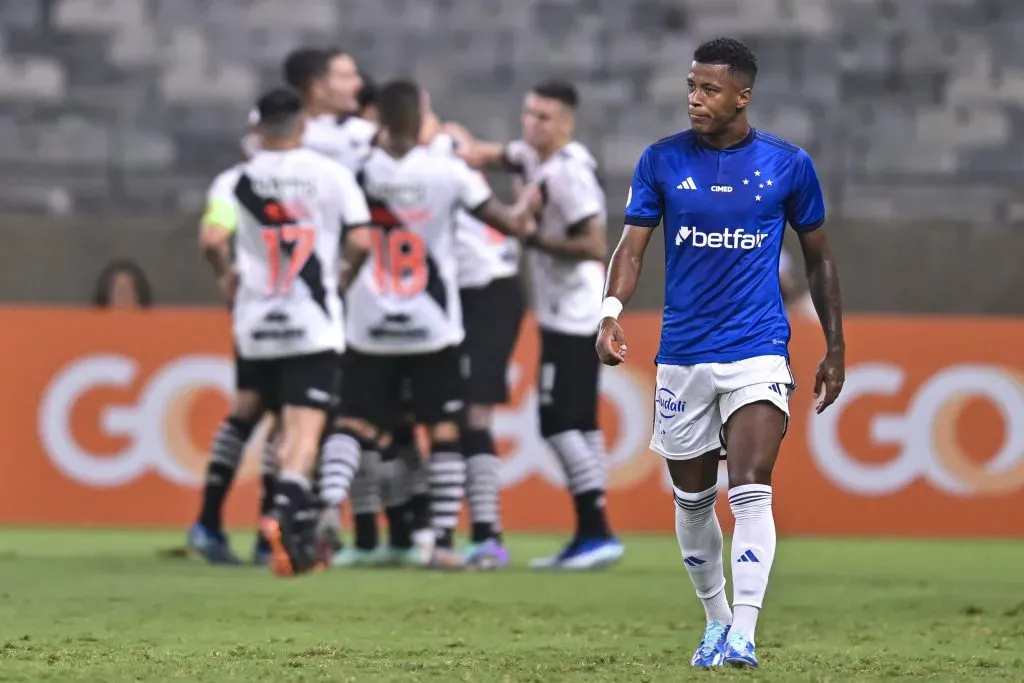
[600,296,623,320]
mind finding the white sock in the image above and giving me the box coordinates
[729,484,776,643]
[673,485,731,624]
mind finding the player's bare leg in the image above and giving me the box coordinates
[262,406,327,577]
[426,420,467,569]
[347,435,384,562]
[252,415,279,565]
[721,401,786,666]
[665,452,733,666]
[392,421,432,550]
[388,423,435,565]
[462,404,509,569]
[188,390,263,565]
[377,418,431,565]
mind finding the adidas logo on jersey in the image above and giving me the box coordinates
[676,177,697,191]
[675,226,768,250]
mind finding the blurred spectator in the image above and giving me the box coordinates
[779,249,801,308]
[93,259,153,309]
[779,248,818,321]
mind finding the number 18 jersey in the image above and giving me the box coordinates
[231,148,370,360]
[345,145,493,355]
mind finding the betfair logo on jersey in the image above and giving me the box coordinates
[675,226,768,250]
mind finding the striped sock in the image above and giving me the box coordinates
[463,428,501,543]
[546,430,610,538]
[428,443,465,549]
[199,417,253,531]
[350,448,382,551]
[318,429,362,507]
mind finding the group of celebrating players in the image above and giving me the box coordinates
[188,44,623,577]
[185,35,847,670]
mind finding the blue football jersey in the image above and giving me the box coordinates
[625,128,825,366]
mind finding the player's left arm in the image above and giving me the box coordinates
[199,213,232,279]
[527,215,607,261]
[199,172,240,301]
[453,158,530,237]
[527,163,607,262]
[335,165,374,292]
[341,226,374,291]
[787,150,845,413]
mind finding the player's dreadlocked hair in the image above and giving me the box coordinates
[693,37,758,86]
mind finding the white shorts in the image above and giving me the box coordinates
[649,355,794,461]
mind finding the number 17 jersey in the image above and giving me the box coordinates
[346,145,493,355]
[231,148,370,360]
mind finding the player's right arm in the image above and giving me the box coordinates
[444,122,526,173]
[597,146,663,366]
[199,168,240,302]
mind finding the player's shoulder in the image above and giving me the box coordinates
[649,129,699,154]
[293,147,360,185]
[337,115,379,143]
[211,162,243,186]
[427,131,458,157]
[556,141,597,167]
[752,128,808,159]
[504,138,536,164]
[293,146,341,168]
[652,129,698,148]
[419,144,468,172]
[546,141,598,184]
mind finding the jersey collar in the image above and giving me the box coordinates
[695,126,756,151]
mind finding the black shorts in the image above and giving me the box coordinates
[538,329,600,436]
[245,351,339,413]
[338,345,465,427]
[460,275,525,405]
[235,347,260,393]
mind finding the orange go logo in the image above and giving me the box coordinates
[809,363,1024,496]
[39,354,263,487]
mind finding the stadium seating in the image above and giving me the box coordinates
[0,0,1020,220]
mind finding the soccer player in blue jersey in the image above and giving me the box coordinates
[598,38,845,669]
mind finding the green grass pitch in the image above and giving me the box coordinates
[0,530,1022,681]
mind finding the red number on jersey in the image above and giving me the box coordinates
[484,225,506,244]
[260,225,316,294]
[370,229,428,296]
